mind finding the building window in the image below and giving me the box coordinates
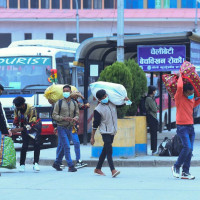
[181,0,196,8]
[0,0,6,8]
[24,33,32,40]
[52,0,59,9]
[41,0,49,8]
[31,0,39,8]
[148,0,155,8]
[83,0,92,9]
[170,0,177,8]
[63,0,70,9]
[0,34,11,48]
[124,0,143,9]
[46,33,53,40]
[73,0,81,9]
[20,0,28,8]
[9,0,18,8]
[66,33,93,43]
[94,0,102,9]
[104,0,114,8]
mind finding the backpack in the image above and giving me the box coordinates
[139,96,147,116]
[158,137,172,156]
[172,134,183,156]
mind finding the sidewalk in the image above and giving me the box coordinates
[16,124,200,167]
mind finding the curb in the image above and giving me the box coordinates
[17,157,200,167]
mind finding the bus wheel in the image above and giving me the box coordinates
[50,135,58,147]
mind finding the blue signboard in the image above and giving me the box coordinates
[0,56,52,66]
[138,45,186,72]
[190,40,200,71]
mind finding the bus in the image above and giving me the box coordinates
[0,40,93,146]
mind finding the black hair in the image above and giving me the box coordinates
[183,83,194,92]
[148,85,156,95]
[13,96,26,107]
[96,89,106,100]
[0,84,4,91]
[63,84,71,91]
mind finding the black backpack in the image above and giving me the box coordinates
[158,137,172,156]
[172,134,183,156]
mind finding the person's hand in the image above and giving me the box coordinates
[53,128,58,135]
[26,125,31,131]
[72,118,79,123]
[90,137,95,145]
[64,117,73,122]
[85,103,90,108]
[124,97,129,101]
[8,129,12,137]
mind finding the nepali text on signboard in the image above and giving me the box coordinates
[0,56,52,66]
[138,45,186,72]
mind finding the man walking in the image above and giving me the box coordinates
[90,89,127,178]
[52,85,79,172]
[172,74,200,179]
[13,96,41,172]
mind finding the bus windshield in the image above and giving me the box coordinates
[0,56,52,90]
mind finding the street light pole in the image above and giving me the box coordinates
[117,0,124,62]
[75,0,79,43]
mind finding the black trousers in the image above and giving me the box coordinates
[20,131,41,165]
[147,114,158,151]
[96,134,115,171]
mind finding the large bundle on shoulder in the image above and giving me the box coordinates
[44,84,78,103]
[90,81,132,105]
[0,134,16,169]
[162,61,200,99]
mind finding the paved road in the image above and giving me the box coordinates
[1,166,200,200]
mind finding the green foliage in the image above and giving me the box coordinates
[124,59,147,116]
[98,62,133,118]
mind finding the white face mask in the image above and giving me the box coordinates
[63,92,70,99]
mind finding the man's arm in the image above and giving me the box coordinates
[73,101,79,121]
[174,75,183,100]
[194,98,200,107]
[90,110,101,145]
[52,101,64,122]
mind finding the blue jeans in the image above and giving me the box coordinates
[55,126,73,167]
[174,125,195,173]
[55,129,81,165]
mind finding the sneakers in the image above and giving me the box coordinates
[94,169,106,176]
[60,164,65,169]
[112,169,120,178]
[19,165,25,172]
[52,163,63,171]
[33,163,40,172]
[181,172,195,180]
[68,166,77,172]
[152,150,159,156]
[171,166,180,178]
[75,160,88,169]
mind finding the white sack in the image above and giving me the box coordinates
[90,81,132,105]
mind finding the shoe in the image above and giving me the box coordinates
[171,166,180,178]
[68,166,77,172]
[152,150,159,156]
[52,163,63,171]
[94,169,106,176]
[60,164,65,169]
[75,160,88,169]
[33,163,40,172]
[181,172,195,180]
[112,169,120,178]
[19,165,25,172]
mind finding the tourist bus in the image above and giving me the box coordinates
[0,40,93,146]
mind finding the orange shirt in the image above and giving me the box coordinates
[175,76,200,125]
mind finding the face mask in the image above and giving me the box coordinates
[101,96,109,104]
[63,92,70,99]
[187,93,194,100]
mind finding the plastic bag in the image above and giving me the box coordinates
[0,134,16,169]
[44,84,78,103]
[90,81,131,105]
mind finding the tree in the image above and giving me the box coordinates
[124,59,147,116]
[98,62,133,118]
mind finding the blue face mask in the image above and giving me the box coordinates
[63,92,70,99]
[101,96,109,104]
[187,93,194,100]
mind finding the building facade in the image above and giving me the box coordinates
[0,0,199,48]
